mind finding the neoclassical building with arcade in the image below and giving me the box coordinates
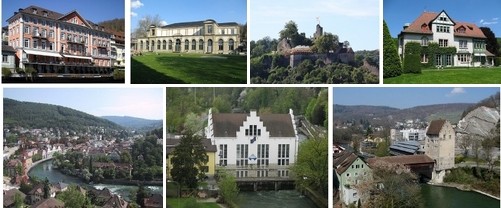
[135,19,241,54]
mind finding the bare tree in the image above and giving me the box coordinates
[132,14,164,38]
[458,134,472,156]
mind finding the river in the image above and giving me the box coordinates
[421,184,500,208]
[236,190,317,208]
[28,159,163,200]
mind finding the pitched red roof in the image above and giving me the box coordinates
[426,120,446,136]
[454,22,486,38]
[401,11,486,39]
[401,12,437,35]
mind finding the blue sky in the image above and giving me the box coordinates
[131,0,247,30]
[251,0,379,50]
[333,87,500,109]
[4,88,164,120]
[2,0,124,27]
[384,0,501,37]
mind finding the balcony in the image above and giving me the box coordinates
[97,43,108,48]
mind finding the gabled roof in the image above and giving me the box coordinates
[57,10,92,28]
[400,11,486,39]
[2,45,16,53]
[426,120,446,136]
[212,112,295,137]
[333,151,359,174]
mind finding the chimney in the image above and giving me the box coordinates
[403,23,410,30]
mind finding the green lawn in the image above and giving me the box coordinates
[131,52,247,84]
[166,198,220,208]
[384,67,501,84]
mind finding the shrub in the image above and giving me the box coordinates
[403,42,422,74]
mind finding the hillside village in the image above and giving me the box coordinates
[333,94,500,207]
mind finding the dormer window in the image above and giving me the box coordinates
[421,23,427,32]
[43,11,48,17]
[457,27,465,33]
[32,8,38,14]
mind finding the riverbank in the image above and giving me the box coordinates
[428,182,501,200]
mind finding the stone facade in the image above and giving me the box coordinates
[137,19,240,54]
[425,120,455,183]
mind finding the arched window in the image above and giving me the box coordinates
[157,40,161,50]
[175,39,181,52]
[207,39,213,53]
[192,39,196,50]
[199,39,204,50]
[229,39,235,51]
[163,40,167,50]
[421,37,428,46]
[145,40,149,50]
[218,39,223,51]
[151,41,155,51]
[185,40,189,50]
[169,40,173,50]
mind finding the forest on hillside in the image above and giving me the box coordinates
[166,88,327,133]
[98,18,125,32]
[3,98,122,131]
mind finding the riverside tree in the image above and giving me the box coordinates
[170,133,208,189]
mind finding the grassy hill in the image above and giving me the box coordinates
[4,98,123,131]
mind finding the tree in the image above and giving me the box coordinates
[136,184,149,207]
[313,32,338,53]
[43,178,50,199]
[56,185,92,208]
[458,135,472,156]
[480,27,500,57]
[132,14,164,38]
[14,192,25,208]
[482,136,497,174]
[170,133,209,189]
[120,151,132,164]
[292,137,328,196]
[217,170,239,206]
[183,112,205,134]
[383,20,402,78]
[357,161,423,208]
[279,21,299,41]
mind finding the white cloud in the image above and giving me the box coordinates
[131,12,137,17]
[447,88,466,97]
[131,0,144,9]
[159,20,167,26]
[480,18,498,25]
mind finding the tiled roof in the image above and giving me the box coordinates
[333,151,358,174]
[212,113,295,137]
[3,189,26,207]
[426,120,446,136]
[367,154,434,166]
[401,12,437,35]
[454,22,486,38]
[401,11,486,38]
[31,198,64,208]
